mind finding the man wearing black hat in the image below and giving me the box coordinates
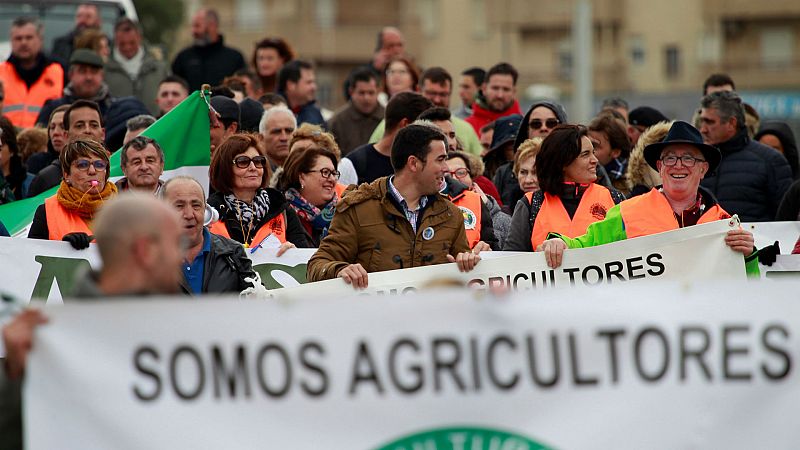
[35,49,113,127]
[628,106,669,146]
[209,95,239,155]
[539,121,759,277]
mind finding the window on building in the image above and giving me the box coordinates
[761,27,793,68]
[665,45,680,78]
[558,40,573,80]
[630,36,644,65]
[236,0,265,30]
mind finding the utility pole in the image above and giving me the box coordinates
[573,0,593,123]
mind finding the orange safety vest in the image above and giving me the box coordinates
[208,212,288,247]
[44,196,93,241]
[0,61,64,128]
[450,190,483,249]
[620,188,730,238]
[529,183,616,249]
[335,183,348,198]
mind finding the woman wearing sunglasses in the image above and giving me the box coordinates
[207,133,309,253]
[504,125,624,251]
[28,138,117,249]
[277,144,345,247]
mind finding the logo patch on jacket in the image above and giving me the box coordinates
[458,206,477,230]
[590,203,608,221]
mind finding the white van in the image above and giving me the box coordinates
[0,0,138,59]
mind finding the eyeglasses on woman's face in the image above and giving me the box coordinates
[306,168,341,180]
[448,168,470,179]
[72,159,108,171]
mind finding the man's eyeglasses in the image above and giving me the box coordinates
[306,168,341,180]
[661,155,706,167]
[73,159,108,171]
[529,119,560,130]
[448,168,470,179]
[233,156,268,169]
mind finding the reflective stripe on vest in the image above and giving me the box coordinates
[44,196,93,241]
[620,188,730,238]
[0,62,64,128]
[207,212,288,246]
[529,184,616,249]
[450,190,482,249]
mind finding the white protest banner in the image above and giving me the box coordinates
[24,280,800,449]
[269,218,746,300]
[742,221,800,251]
[2,219,796,305]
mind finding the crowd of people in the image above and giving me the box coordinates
[2,5,800,445]
[0,6,798,275]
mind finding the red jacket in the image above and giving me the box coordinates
[465,100,522,136]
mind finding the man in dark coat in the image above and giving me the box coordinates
[171,8,246,91]
[161,176,257,294]
[277,60,324,127]
[698,91,792,222]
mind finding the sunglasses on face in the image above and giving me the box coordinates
[306,168,341,180]
[73,159,108,171]
[529,118,560,130]
[233,156,268,169]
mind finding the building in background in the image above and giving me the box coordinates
[177,0,800,129]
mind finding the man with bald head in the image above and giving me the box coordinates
[1,193,186,444]
[161,176,256,294]
[3,193,185,382]
[171,8,246,91]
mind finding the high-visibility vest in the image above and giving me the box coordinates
[44,195,93,241]
[0,61,63,128]
[208,212,288,247]
[450,190,483,249]
[620,188,730,238]
[335,183,348,198]
[529,183,616,249]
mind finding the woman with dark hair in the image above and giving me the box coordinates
[277,145,343,247]
[588,114,633,194]
[381,56,419,102]
[252,37,295,94]
[26,104,71,175]
[28,138,117,247]
[0,116,34,202]
[207,133,309,252]
[504,124,625,251]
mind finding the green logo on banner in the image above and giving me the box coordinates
[252,263,308,289]
[375,426,554,450]
[31,255,91,300]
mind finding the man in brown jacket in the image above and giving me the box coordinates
[307,124,483,288]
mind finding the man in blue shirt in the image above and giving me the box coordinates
[161,176,256,294]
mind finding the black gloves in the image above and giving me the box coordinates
[62,232,93,250]
[757,241,780,266]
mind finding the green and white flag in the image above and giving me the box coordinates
[0,91,211,236]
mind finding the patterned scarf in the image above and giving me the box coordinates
[57,180,117,220]
[223,188,271,232]
[285,187,338,238]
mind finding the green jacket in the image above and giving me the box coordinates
[552,202,761,278]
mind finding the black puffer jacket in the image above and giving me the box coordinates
[179,232,257,295]
[754,121,799,180]
[700,129,793,222]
